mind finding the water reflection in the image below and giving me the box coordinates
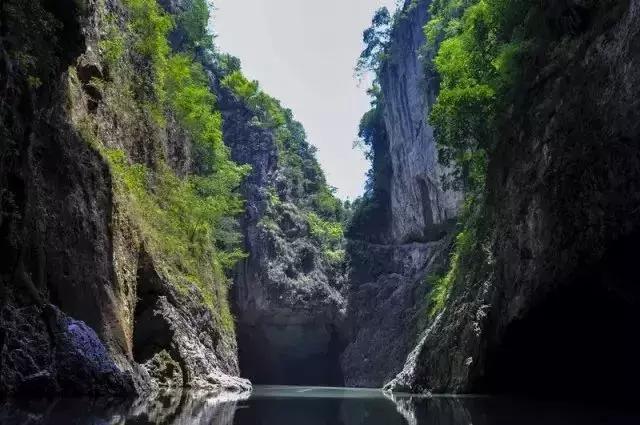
[0,389,249,425]
[1,386,639,424]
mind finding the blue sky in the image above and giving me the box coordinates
[213,0,398,200]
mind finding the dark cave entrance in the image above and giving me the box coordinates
[132,251,175,365]
[237,323,345,386]
[479,233,640,401]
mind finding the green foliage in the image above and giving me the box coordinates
[99,14,126,67]
[426,234,463,317]
[267,187,282,208]
[306,212,344,248]
[324,249,346,266]
[216,53,242,76]
[312,186,343,220]
[177,0,213,50]
[347,84,391,240]
[164,54,250,182]
[356,7,392,77]
[426,0,534,192]
[221,71,287,129]
[123,0,173,64]
[118,0,249,180]
[423,191,493,318]
[102,148,240,329]
[418,0,535,319]
[87,0,251,332]
[222,66,346,260]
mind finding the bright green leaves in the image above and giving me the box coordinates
[306,212,345,264]
[221,71,259,101]
[164,54,243,178]
[177,0,213,50]
[221,69,329,205]
[99,13,126,68]
[312,187,343,221]
[426,0,531,191]
[124,0,173,63]
[90,0,251,324]
[121,0,249,187]
[307,212,344,246]
[420,0,535,318]
[221,71,287,129]
[103,147,240,327]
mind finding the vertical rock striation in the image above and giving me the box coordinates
[386,0,640,396]
[342,0,461,388]
[379,0,461,244]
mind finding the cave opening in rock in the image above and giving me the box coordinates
[478,233,640,400]
[132,251,172,364]
[237,323,345,386]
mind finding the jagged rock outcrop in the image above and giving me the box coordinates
[342,0,460,388]
[386,0,640,396]
[0,0,248,396]
[341,238,452,387]
[214,73,347,386]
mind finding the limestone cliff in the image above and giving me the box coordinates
[386,0,640,397]
[0,0,249,396]
[210,63,348,386]
[379,0,461,244]
[341,0,461,388]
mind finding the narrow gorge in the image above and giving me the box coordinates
[1,0,640,411]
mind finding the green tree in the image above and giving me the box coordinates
[427,0,533,192]
[177,0,214,50]
[355,7,391,77]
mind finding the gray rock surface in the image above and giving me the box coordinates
[0,0,248,396]
[379,0,461,244]
[342,0,459,388]
[342,237,453,387]
[215,75,347,385]
[385,0,640,394]
[0,304,134,395]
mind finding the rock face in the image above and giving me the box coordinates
[341,0,460,388]
[215,75,347,386]
[341,238,452,387]
[0,304,134,396]
[386,0,640,396]
[0,0,248,396]
[379,0,461,244]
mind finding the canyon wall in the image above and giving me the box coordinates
[341,0,461,388]
[4,0,638,397]
[213,69,347,386]
[379,1,461,245]
[386,0,640,396]
[0,0,249,396]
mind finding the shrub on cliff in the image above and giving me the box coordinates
[221,66,346,262]
[421,0,544,315]
[76,0,250,332]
